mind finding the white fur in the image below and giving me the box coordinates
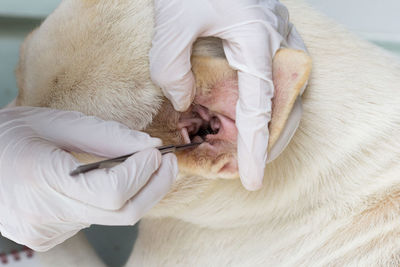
[130,0,400,265]
[18,0,400,266]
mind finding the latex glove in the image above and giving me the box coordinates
[0,106,178,251]
[150,0,307,191]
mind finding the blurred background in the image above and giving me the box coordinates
[1,0,400,266]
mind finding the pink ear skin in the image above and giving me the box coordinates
[188,49,311,149]
[194,79,238,121]
[174,49,311,178]
[194,79,238,144]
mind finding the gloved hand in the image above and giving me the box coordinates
[0,106,178,251]
[150,0,307,191]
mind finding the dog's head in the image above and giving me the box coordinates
[146,45,311,181]
[16,0,311,220]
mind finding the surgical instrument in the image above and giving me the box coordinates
[70,142,203,176]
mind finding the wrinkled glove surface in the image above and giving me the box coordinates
[0,107,177,251]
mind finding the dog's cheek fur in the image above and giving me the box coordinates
[15,0,163,131]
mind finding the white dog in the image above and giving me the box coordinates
[15,0,400,266]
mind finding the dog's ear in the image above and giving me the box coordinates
[191,48,311,150]
[268,49,312,149]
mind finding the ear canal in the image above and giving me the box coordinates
[268,49,312,149]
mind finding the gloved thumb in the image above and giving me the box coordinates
[149,11,197,111]
[235,72,273,191]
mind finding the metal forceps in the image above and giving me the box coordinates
[70,142,203,176]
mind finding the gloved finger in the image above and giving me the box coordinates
[215,22,281,80]
[47,148,162,210]
[26,107,161,157]
[75,153,178,225]
[150,4,197,111]
[212,22,281,191]
[150,33,196,111]
[9,151,176,251]
[235,72,274,191]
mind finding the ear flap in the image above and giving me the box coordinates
[268,49,312,149]
[191,48,311,150]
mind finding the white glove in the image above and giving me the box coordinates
[0,106,178,251]
[150,0,306,191]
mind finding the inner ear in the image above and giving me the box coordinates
[268,48,312,149]
[190,48,312,150]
